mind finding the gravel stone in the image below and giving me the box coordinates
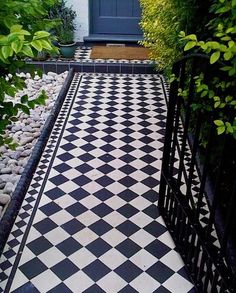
[0,71,67,216]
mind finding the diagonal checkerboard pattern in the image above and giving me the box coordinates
[0,73,195,293]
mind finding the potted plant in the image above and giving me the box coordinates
[49,0,77,58]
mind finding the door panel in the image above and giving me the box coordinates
[91,0,142,35]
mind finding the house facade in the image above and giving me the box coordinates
[67,0,142,43]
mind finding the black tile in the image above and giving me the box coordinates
[117,190,138,202]
[54,163,71,174]
[50,174,68,186]
[118,285,139,293]
[117,204,139,218]
[27,236,53,256]
[61,219,85,235]
[48,283,73,293]
[145,239,171,259]
[83,64,95,73]
[153,286,171,293]
[108,64,120,74]
[57,64,69,74]
[43,63,57,73]
[133,65,145,74]
[115,260,142,282]
[121,65,132,74]
[20,258,48,279]
[69,188,90,200]
[83,260,110,282]
[34,218,57,234]
[84,284,106,293]
[40,202,61,216]
[12,282,40,293]
[66,202,87,217]
[144,221,167,238]
[146,262,174,283]
[95,64,107,73]
[89,219,112,236]
[51,259,78,281]
[94,188,113,201]
[116,220,139,237]
[92,203,113,217]
[86,238,112,257]
[56,237,82,256]
[116,239,141,258]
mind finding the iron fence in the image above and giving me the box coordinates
[159,54,236,292]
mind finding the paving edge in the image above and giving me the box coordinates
[0,68,75,255]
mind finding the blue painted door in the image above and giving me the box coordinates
[91,0,142,35]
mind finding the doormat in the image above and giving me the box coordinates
[90,46,150,60]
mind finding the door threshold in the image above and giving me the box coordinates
[84,34,143,43]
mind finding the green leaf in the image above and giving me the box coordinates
[210,51,220,64]
[214,120,224,126]
[217,126,226,135]
[1,45,13,59]
[34,31,50,39]
[10,24,23,33]
[11,40,23,53]
[224,51,233,60]
[20,94,28,103]
[21,45,34,57]
[31,40,43,51]
[184,41,196,51]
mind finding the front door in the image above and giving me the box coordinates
[91,0,142,36]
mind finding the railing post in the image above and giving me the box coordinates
[159,63,180,208]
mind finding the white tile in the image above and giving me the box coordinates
[10,270,29,292]
[103,211,126,227]
[101,229,126,247]
[76,210,100,226]
[130,249,157,271]
[162,273,194,293]
[45,227,70,245]
[105,196,126,210]
[130,230,156,248]
[18,247,36,266]
[130,212,153,228]
[38,247,66,268]
[99,249,127,270]
[160,250,185,272]
[157,231,176,249]
[50,209,74,225]
[73,228,98,246]
[97,271,126,293]
[54,194,77,209]
[80,195,102,209]
[64,271,93,292]
[130,272,160,293]
[130,197,152,211]
[69,248,96,269]
[31,270,61,293]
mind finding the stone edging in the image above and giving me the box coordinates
[0,68,75,255]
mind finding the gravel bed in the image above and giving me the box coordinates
[0,71,68,218]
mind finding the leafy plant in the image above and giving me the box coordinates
[140,0,210,72]
[49,0,76,44]
[0,0,59,148]
[180,0,236,138]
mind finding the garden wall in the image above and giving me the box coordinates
[67,0,89,42]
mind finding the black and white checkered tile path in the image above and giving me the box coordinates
[0,73,194,293]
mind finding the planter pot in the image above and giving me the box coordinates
[59,42,77,58]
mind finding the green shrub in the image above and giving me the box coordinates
[0,0,58,148]
[140,0,210,71]
[181,0,236,138]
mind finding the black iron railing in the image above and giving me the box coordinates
[159,54,236,292]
